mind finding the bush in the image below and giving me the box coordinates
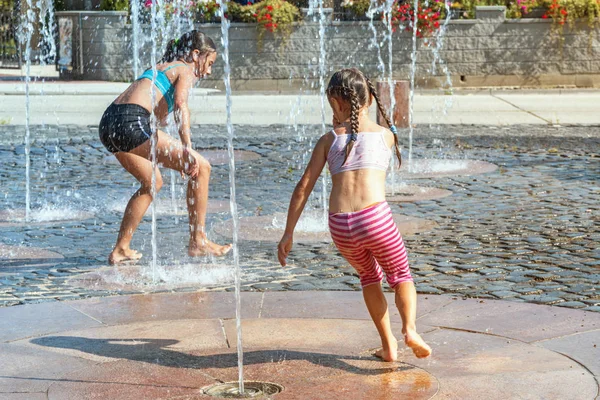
[101,0,128,11]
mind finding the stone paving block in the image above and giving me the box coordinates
[491,291,520,299]
[418,297,600,342]
[518,295,565,305]
[555,301,588,309]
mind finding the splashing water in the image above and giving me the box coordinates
[131,0,141,77]
[408,0,419,166]
[20,0,36,221]
[271,210,328,233]
[218,0,245,394]
[429,0,454,124]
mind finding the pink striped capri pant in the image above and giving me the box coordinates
[329,201,413,288]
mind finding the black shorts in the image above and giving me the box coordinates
[99,103,152,153]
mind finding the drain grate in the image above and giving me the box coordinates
[202,381,284,398]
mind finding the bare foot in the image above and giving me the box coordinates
[109,248,143,265]
[188,240,232,257]
[405,330,432,359]
[374,340,398,362]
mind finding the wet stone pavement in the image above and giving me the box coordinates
[0,124,598,311]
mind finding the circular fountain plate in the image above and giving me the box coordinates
[0,209,95,227]
[0,244,63,268]
[103,150,260,166]
[109,199,230,216]
[199,149,261,165]
[67,263,234,292]
[398,159,498,179]
[46,342,438,400]
[386,185,453,202]
[213,213,438,244]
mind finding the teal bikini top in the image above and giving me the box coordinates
[137,63,187,113]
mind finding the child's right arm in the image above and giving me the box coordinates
[277,134,329,266]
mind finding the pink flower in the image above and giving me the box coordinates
[144,0,153,7]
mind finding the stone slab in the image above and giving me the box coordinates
[418,297,600,342]
[67,291,263,325]
[0,302,102,343]
[0,394,48,400]
[539,329,600,377]
[412,329,598,400]
[0,293,598,399]
[26,319,228,363]
[0,342,96,394]
[259,291,453,321]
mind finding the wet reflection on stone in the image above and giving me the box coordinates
[213,212,438,244]
[103,149,261,167]
[199,149,261,165]
[0,244,64,270]
[31,335,438,400]
[108,198,229,216]
[386,185,453,203]
[0,208,95,227]
[397,159,498,179]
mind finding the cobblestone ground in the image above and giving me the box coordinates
[0,125,598,311]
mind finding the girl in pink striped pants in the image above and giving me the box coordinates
[278,68,431,361]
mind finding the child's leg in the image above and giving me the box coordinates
[330,211,398,361]
[363,283,398,362]
[184,160,231,256]
[130,130,231,257]
[110,152,162,265]
[364,203,431,358]
[394,281,432,358]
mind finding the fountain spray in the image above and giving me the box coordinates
[21,0,36,221]
[218,0,245,394]
[408,0,419,166]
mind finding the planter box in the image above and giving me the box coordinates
[56,11,600,89]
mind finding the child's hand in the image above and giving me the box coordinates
[277,233,293,266]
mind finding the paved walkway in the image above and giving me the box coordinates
[1,81,600,125]
[0,291,598,399]
[0,125,598,311]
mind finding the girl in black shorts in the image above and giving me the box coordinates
[99,30,231,265]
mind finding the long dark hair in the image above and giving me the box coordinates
[326,68,402,167]
[160,30,217,64]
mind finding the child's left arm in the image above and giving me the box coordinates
[277,134,329,266]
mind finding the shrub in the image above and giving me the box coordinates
[101,0,129,11]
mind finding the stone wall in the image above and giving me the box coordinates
[56,7,600,90]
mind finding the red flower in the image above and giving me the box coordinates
[267,5,273,11]
[265,13,272,19]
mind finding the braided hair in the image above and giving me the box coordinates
[160,30,216,64]
[365,78,402,167]
[326,68,402,167]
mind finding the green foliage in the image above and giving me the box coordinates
[53,0,66,11]
[340,0,372,17]
[226,1,256,22]
[250,0,300,39]
[100,0,128,11]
